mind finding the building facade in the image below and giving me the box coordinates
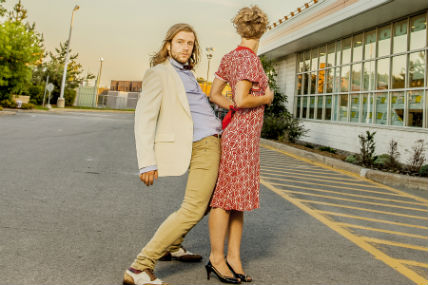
[260,0,428,163]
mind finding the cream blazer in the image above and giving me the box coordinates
[134,60,193,177]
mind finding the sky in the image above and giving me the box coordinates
[3,0,307,88]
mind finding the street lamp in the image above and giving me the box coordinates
[94,57,104,107]
[205,47,214,94]
[57,4,80,108]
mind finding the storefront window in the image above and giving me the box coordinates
[353,33,363,62]
[319,45,326,69]
[304,51,310,71]
[362,93,373,124]
[364,29,376,59]
[303,73,309,95]
[378,25,391,57]
[310,72,317,94]
[351,63,362,91]
[391,92,405,126]
[327,43,335,67]
[317,96,323,119]
[309,96,315,119]
[311,48,319,71]
[376,58,390,90]
[391,55,406,88]
[341,37,352,65]
[341,65,350,92]
[407,90,424,127]
[326,68,333,93]
[410,14,427,51]
[363,61,375,90]
[375,92,388,125]
[409,51,425,87]
[302,96,308,119]
[297,74,303,95]
[318,69,325,93]
[393,19,408,54]
[350,94,360,123]
[325,95,332,120]
[337,94,348,121]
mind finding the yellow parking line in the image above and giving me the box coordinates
[315,211,428,230]
[269,182,427,206]
[363,237,428,252]
[293,199,428,220]
[262,165,345,176]
[261,171,376,187]
[261,179,428,285]
[336,223,428,239]
[280,189,428,213]
[260,144,428,204]
[395,259,428,269]
[261,175,403,197]
[262,168,358,182]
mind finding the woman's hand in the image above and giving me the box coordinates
[264,86,274,106]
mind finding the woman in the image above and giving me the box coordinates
[206,5,273,284]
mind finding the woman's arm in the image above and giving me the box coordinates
[234,80,274,108]
[209,78,233,109]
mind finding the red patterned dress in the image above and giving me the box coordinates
[210,46,269,211]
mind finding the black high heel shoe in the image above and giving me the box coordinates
[226,261,253,282]
[205,261,241,284]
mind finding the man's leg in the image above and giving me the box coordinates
[130,136,220,271]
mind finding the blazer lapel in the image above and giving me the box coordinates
[164,61,192,119]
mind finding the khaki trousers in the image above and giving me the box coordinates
[131,135,221,270]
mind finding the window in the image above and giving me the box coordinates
[295,12,427,129]
[410,14,427,51]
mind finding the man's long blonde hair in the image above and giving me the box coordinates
[150,23,201,68]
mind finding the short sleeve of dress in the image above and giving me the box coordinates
[235,54,260,84]
[214,56,228,82]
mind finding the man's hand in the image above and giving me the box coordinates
[139,170,158,186]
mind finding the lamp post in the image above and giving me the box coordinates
[57,4,80,108]
[205,47,214,94]
[94,57,104,107]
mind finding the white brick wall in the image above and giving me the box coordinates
[301,120,428,164]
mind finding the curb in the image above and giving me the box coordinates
[0,110,17,116]
[260,138,428,192]
[1,108,134,114]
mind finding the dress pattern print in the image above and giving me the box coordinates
[210,46,268,211]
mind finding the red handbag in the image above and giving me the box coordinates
[222,105,239,130]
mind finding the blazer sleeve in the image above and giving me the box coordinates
[134,68,163,169]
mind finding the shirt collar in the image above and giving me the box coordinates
[169,57,192,70]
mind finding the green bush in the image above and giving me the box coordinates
[419,165,428,177]
[0,106,3,111]
[305,143,314,149]
[374,154,391,168]
[28,84,44,105]
[345,155,358,164]
[20,103,34,109]
[0,99,17,108]
[262,115,288,139]
[319,146,336,154]
[358,130,376,167]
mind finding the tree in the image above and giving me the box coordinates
[0,20,43,101]
[30,41,94,106]
[0,0,6,17]
[7,0,27,23]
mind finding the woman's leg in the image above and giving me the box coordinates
[208,207,234,277]
[226,210,245,274]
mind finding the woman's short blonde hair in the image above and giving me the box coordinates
[232,5,269,39]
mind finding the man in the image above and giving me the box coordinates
[124,23,231,285]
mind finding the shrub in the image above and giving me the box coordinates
[374,154,391,168]
[419,165,428,177]
[305,143,314,149]
[20,103,34,109]
[28,84,44,105]
[319,146,336,154]
[283,114,308,143]
[358,130,376,167]
[0,99,17,108]
[262,115,288,139]
[345,155,358,164]
[386,139,400,169]
[407,139,426,172]
[0,106,3,111]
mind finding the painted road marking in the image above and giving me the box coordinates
[260,145,428,285]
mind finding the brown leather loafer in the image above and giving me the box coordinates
[159,247,202,262]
